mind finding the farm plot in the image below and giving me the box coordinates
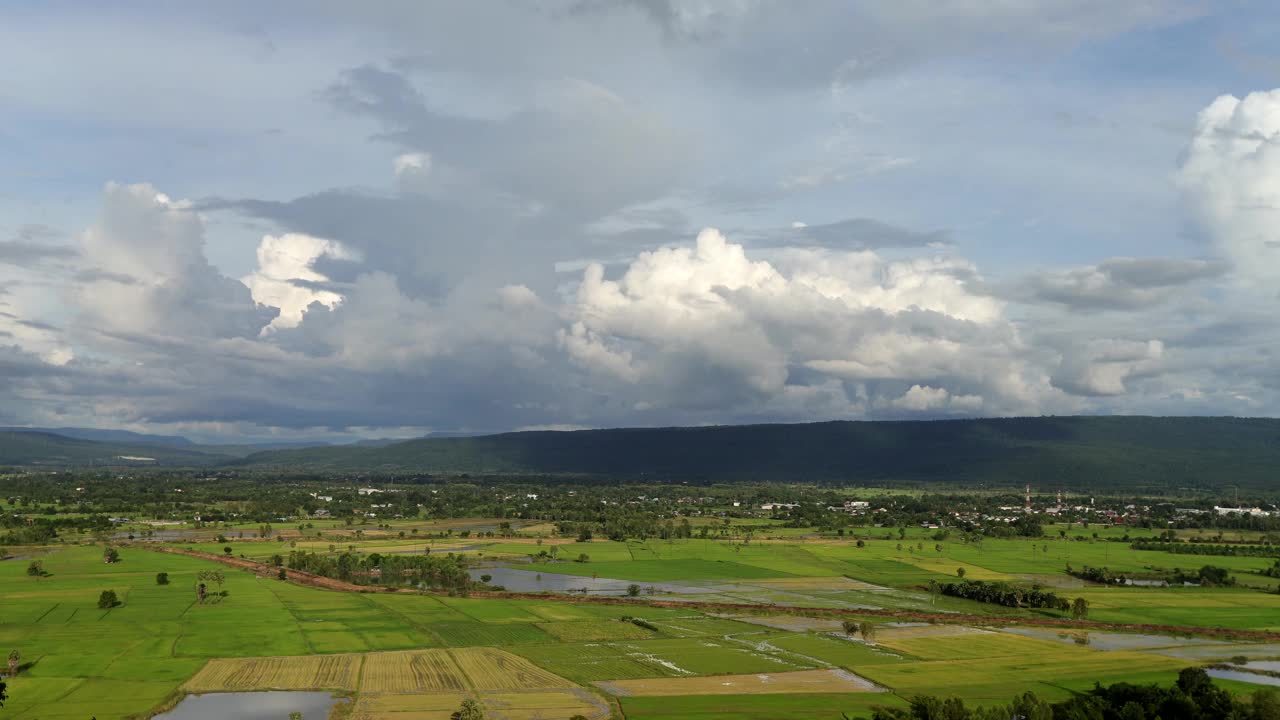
[597,668,883,696]
[537,620,656,642]
[360,650,468,693]
[764,633,909,667]
[511,643,680,683]
[647,616,768,638]
[729,615,848,633]
[856,650,1190,705]
[482,690,611,720]
[183,654,361,692]
[622,692,908,720]
[431,621,553,647]
[451,647,578,690]
[874,627,1072,661]
[612,638,815,676]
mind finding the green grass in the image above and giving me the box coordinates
[510,642,675,683]
[764,633,909,667]
[5,529,1278,719]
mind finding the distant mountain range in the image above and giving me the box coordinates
[3,417,1278,491]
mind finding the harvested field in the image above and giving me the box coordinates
[482,690,611,720]
[595,668,882,697]
[360,650,468,693]
[451,647,578,690]
[183,654,361,692]
[354,691,469,719]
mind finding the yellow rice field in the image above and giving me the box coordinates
[183,654,362,692]
[360,650,468,693]
[451,647,578,690]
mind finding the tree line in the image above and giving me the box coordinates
[858,667,1277,720]
[934,579,1069,611]
[1131,540,1280,558]
[284,550,473,594]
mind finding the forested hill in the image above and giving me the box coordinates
[237,416,1280,490]
[0,431,227,467]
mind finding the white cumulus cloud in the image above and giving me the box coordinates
[1179,89,1280,289]
[242,233,359,332]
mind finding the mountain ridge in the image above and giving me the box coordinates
[4,416,1278,491]
[233,415,1280,491]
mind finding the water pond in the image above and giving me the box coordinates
[468,566,713,595]
[1000,627,1225,651]
[153,691,345,720]
[1207,669,1280,688]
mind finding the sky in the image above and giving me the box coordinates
[2,1,1279,443]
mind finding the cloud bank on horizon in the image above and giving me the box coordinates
[1,1,1278,441]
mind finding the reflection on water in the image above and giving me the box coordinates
[468,566,713,595]
[1207,669,1280,687]
[154,692,344,720]
[1000,627,1225,652]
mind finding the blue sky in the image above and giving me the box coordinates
[1,1,1278,441]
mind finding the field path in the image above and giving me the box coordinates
[135,543,1280,643]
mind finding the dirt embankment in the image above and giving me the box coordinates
[136,544,1280,642]
[142,544,377,593]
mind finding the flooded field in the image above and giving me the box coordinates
[153,691,346,720]
[468,566,714,595]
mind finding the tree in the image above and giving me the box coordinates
[289,713,303,720]
[102,546,119,564]
[8,649,20,677]
[480,574,492,583]
[156,572,170,585]
[223,546,233,555]
[860,621,876,642]
[26,560,44,578]
[451,698,484,720]
[277,568,288,581]
[97,589,120,609]
[1,677,6,707]
[626,583,641,597]
[1007,690,1053,720]
[842,620,859,636]
[196,570,226,603]
[956,567,966,578]
[1071,597,1089,620]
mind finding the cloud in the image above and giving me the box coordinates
[0,225,77,268]
[890,384,983,413]
[76,183,278,341]
[559,227,1056,416]
[1179,89,1280,289]
[749,217,948,251]
[324,66,689,219]
[1016,257,1228,309]
[1052,338,1164,396]
[242,233,359,331]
